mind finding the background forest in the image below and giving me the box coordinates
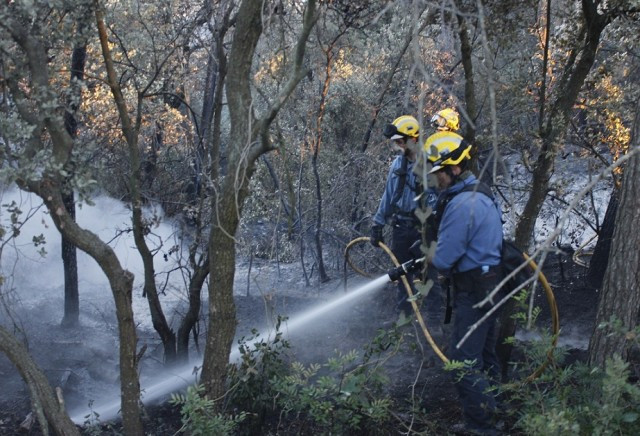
[1,0,640,435]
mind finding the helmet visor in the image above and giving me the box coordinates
[383,123,399,139]
[430,114,446,129]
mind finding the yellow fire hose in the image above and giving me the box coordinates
[345,236,559,383]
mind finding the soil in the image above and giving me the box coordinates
[0,251,597,435]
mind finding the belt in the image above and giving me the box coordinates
[453,264,501,277]
[452,264,502,292]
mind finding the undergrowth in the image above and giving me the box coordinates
[171,294,640,435]
[504,313,640,436]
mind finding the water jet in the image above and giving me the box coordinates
[69,274,391,424]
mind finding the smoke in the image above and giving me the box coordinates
[0,187,393,424]
[0,188,185,328]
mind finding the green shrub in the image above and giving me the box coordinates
[270,348,392,435]
[226,318,292,430]
[223,319,397,434]
[507,321,640,435]
[170,384,247,436]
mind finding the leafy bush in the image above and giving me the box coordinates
[513,356,640,435]
[222,319,397,434]
[506,321,640,435]
[170,384,246,436]
[270,349,392,435]
[226,318,292,430]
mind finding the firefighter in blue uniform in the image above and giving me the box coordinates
[424,131,503,435]
[370,115,435,318]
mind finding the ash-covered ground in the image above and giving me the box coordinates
[0,250,598,435]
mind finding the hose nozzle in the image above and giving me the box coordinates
[387,257,425,282]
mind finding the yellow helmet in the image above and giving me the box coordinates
[383,115,420,140]
[430,108,460,131]
[424,131,471,173]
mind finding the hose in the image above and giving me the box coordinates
[344,236,560,382]
[345,236,448,362]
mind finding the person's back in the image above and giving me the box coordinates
[424,131,503,436]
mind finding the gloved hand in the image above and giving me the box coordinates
[370,225,384,247]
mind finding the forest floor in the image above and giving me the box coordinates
[0,250,598,435]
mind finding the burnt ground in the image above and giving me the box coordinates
[0,251,598,435]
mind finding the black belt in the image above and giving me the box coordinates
[452,264,502,295]
[453,264,501,280]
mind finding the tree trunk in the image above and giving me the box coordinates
[587,188,618,289]
[498,1,611,377]
[456,10,477,145]
[60,42,86,328]
[0,326,80,436]
[202,189,242,400]
[311,149,330,283]
[200,0,317,402]
[310,45,335,284]
[588,140,640,367]
[60,192,79,328]
[200,0,265,401]
[177,258,208,362]
[36,184,142,435]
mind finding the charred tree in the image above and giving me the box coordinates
[60,42,86,328]
[587,187,619,290]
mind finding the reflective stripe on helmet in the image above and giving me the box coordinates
[423,131,470,173]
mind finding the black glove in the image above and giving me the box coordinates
[370,225,384,247]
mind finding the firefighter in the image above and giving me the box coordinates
[370,115,439,319]
[430,107,460,132]
[424,131,503,435]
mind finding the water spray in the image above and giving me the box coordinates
[69,273,393,425]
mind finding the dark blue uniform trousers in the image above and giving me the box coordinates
[450,290,501,435]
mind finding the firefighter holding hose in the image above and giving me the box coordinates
[370,115,437,321]
[424,131,503,435]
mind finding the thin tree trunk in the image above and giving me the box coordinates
[177,258,208,361]
[0,327,80,436]
[36,184,141,435]
[262,155,294,221]
[498,0,612,377]
[297,153,311,286]
[587,188,618,289]
[60,192,79,328]
[310,50,334,283]
[60,42,86,328]
[456,10,477,144]
[200,0,317,401]
[94,5,147,432]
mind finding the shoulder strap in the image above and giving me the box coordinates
[433,181,495,234]
[460,181,494,200]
